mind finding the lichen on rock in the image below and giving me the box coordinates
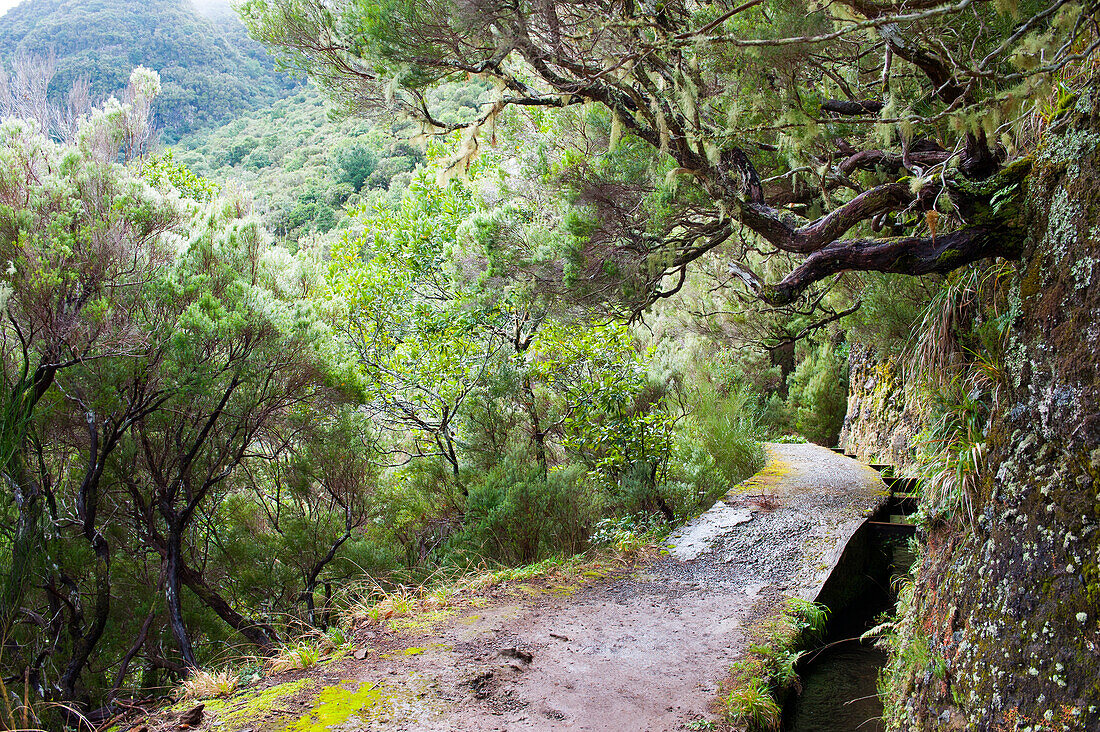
[879,89,1100,731]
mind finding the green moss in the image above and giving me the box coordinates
[202,678,314,730]
[387,607,454,631]
[283,681,384,732]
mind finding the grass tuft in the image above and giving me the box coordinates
[266,640,325,675]
[724,677,780,730]
[718,598,829,730]
[178,668,240,700]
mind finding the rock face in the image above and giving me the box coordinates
[838,343,922,471]
[886,94,1100,729]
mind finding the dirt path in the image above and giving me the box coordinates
[193,443,883,732]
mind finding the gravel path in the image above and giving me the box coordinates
[200,443,884,732]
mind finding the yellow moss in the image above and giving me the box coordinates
[380,643,449,660]
[730,447,791,494]
[387,607,454,631]
[200,678,314,730]
[282,681,384,732]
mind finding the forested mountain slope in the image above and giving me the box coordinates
[0,0,298,138]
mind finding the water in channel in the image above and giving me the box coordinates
[784,511,916,732]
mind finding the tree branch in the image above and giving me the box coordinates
[765,225,1014,305]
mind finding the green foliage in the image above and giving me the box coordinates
[846,273,936,354]
[2,45,778,712]
[786,340,849,446]
[139,149,221,201]
[587,514,669,554]
[456,462,595,564]
[687,382,767,493]
[910,263,1011,524]
[722,599,829,730]
[334,141,378,192]
[914,377,989,524]
[785,597,829,642]
[173,86,461,240]
[0,86,378,713]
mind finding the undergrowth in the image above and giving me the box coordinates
[719,598,828,731]
[163,540,664,711]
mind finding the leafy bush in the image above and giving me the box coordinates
[334,141,378,191]
[588,514,667,554]
[786,340,849,446]
[266,640,324,674]
[457,462,597,563]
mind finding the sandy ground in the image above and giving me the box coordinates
[186,443,883,732]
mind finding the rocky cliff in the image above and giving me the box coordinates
[838,344,923,471]
[883,92,1100,730]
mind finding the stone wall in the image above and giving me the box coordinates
[885,92,1100,730]
[838,343,922,471]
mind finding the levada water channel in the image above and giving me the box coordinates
[784,469,918,732]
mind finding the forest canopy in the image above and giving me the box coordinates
[241,0,1096,311]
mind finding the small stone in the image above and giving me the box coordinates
[1077,612,1088,623]
[354,647,369,660]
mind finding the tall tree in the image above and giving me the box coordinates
[122,194,348,667]
[242,0,1095,310]
[0,68,175,636]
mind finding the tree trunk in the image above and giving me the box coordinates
[522,376,548,476]
[2,363,59,622]
[110,601,157,698]
[164,525,197,669]
[60,413,114,699]
[4,461,44,625]
[178,562,278,650]
[301,532,350,628]
[59,535,110,698]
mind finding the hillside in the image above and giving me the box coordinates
[0,0,298,139]
[173,82,494,241]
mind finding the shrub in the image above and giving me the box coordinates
[458,462,597,563]
[786,340,848,446]
[691,383,767,489]
[333,141,378,191]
